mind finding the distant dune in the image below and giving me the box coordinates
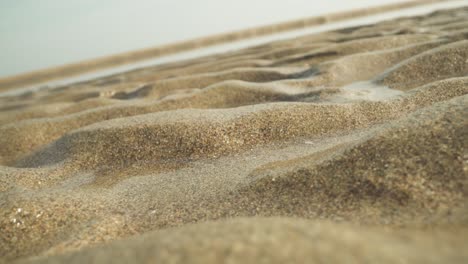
[0,0,454,92]
[1,5,468,264]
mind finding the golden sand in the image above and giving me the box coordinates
[1,7,468,264]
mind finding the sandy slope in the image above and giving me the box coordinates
[1,6,467,264]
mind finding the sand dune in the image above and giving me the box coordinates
[1,6,468,264]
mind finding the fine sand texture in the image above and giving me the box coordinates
[1,7,468,264]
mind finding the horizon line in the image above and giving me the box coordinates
[0,0,454,92]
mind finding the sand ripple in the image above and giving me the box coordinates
[1,7,468,263]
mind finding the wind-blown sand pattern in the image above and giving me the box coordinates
[1,7,468,264]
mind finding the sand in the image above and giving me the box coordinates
[1,6,467,264]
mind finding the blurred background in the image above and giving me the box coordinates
[0,0,414,78]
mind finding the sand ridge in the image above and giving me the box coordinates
[1,6,468,264]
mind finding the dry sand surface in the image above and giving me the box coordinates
[1,6,468,264]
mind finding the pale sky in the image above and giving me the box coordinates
[0,0,411,77]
